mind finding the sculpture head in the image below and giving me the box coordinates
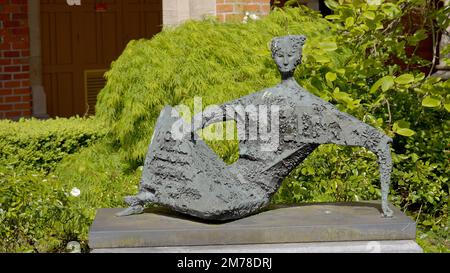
[271,35,306,79]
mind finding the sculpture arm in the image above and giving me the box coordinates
[191,98,247,132]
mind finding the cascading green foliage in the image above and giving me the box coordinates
[96,7,335,166]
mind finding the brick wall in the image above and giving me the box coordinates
[0,0,31,120]
[217,0,271,22]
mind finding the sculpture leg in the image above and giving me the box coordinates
[377,142,394,218]
[115,191,156,217]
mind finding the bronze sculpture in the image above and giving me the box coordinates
[117,35,394,220]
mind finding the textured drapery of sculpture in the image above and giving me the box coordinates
[117,35,394,220]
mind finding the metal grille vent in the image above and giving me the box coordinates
[84,70,107,116]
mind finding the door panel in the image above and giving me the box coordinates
[41,0,162,117]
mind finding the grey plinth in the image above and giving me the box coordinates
[89,201,422,253]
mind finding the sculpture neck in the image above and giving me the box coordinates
[280,71,294,81]
[280,75,297,86]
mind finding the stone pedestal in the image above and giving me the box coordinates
[88,201,422,253]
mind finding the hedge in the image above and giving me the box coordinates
[0,117,107,172]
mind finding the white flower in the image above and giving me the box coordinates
[70,187,81,197]
[249,14,259,20]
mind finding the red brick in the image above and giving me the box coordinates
[11,27,28,35]
[20,94,31,101]
[12,14,27,20]
[0,74,12,81]
[12,41,29,50]
[217,4,234,13]
[4,66,21,72]
[3,20,21,28]
[12,58,28,64]
[0,42,11,50]
[0,104,13,111]
[12,0,29,4]
[5,111,22,118]
[4,81,21,88]
[13,88,30,95]
[21,80,30,87]
[13,73,28,80]
[243,4,260,12]
[21,50,29,57]
[21,110,32,116]
[13,102,31,110]
[21,65,30,71]
[260,4,271,13]
[0,89,13,96]
[5,96,22,103]
[3,51,20,58]
[0,59,11,66]
[1,5,22,14]
[234,4,246,12]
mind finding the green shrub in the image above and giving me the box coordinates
[53,141,142,210]
[0,141,141,253]
[0,166,91,253]
[0,117,107,172]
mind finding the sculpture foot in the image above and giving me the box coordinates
[382,203,394,218]
[116,205,144,217]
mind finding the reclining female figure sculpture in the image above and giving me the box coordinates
[117,35,394,220]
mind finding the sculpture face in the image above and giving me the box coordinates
[271,35,306,77]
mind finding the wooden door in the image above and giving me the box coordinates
[40,0,162,117]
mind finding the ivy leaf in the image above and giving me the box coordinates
[408,29,428,45]
[381,76,394,91]
[422,96,441,108]
[345,17,355,27]
[370,75,394,93]
[393,121,415,137]
[325,14,341,20]
[381,3,401,18]
[422,220,434,226]
[363,11,376,20]
[395,128,416,137]
[326,72,337,82]
[324,0,339,10]
[444,102,450,112]
[395,74,415,84]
